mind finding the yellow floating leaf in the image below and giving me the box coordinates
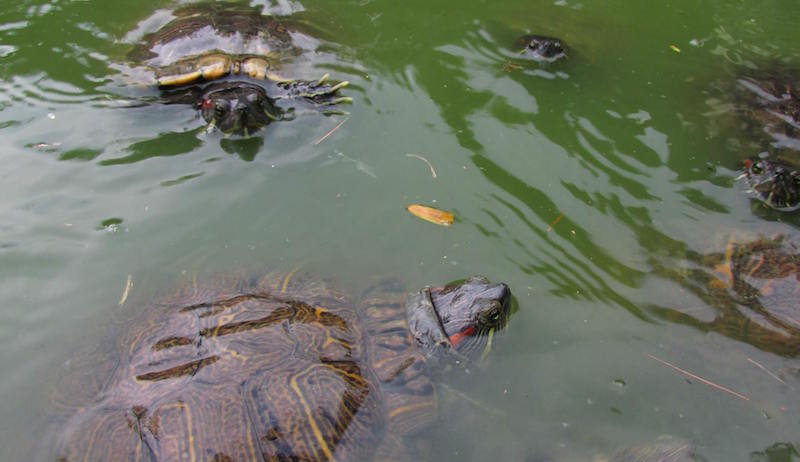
[407,204,454,226]
[669,44,681,53]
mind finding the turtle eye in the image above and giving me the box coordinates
[214,104,225,116]
[751,163,763,174]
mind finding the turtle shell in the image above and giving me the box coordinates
[129,2,302,87]
[54,268,503,461]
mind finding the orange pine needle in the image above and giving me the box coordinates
[314,117,348,145]
[546,212,564,232]
[407,204,454,226]
[645,353,750,401]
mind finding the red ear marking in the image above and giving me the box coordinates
[449,325,476,348]
[201,98,214,111]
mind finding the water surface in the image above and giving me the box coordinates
[1,0,799,460]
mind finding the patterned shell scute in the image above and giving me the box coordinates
[55,271,385,462]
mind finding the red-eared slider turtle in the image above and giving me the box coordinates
[517,34,567,62]
[126,2,350,135]
[741,156,800,211]
[650,234,800,357]
[53,271,511,461]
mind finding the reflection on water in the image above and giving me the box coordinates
[2,0,800,460]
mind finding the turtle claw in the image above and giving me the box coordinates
[328,80,349,93]
[318,96,353,106]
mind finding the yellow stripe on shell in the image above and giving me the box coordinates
[387,398,437,419]
[282,267,301,293]
[290,370,336,461]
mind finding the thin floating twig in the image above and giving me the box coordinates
[119,274,133,306]
[746,357,787,386]
[314,117,349,145]
[546,212,564,232]
[406,153,437,178]
[645,353,750,401]
[439,382,506,417]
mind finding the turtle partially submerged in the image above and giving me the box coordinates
[650,234,800,357]
[741,155,800,211]
[53,271,511,461]
[737,74,800,144]
[517,34,567,62]
[126,2,351,135]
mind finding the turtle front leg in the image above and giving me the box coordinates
[273,73,352,107]
[239,57,351,106]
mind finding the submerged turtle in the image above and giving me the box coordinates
[733,70,800,157]
[517,34,567,62]
[741,156,800,211]
[650,234,800,357]
[53,271,511,461]
[737,75,800,139]
[125,2,351,135]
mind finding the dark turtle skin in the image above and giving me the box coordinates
[650,234,800,358]
[53,271,510,461]
[742,156,800,211]
[517,34,567,62]
[128,2,350,135]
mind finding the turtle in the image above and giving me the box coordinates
[741,155,800,211]
[649,234,800,358]
[517,34,567,62]
[737,74,800,137]
[734,70,800,154]
[52,271,511,461]
[124,2,351,135]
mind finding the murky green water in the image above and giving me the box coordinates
[2,0,800,460]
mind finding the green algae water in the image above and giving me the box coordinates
[1,0,799,460]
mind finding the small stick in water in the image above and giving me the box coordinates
[746,357,787,386]
[546,212,564,232]
[645,353,750,401]
[314,117,348,145]
[406,153,437,178]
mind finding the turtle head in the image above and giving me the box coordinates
[406,276,511,364]
[519,34,567,62]
[743,157,800,211]
[199,82,281,136]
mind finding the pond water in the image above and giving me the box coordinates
[1,0,799,460]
